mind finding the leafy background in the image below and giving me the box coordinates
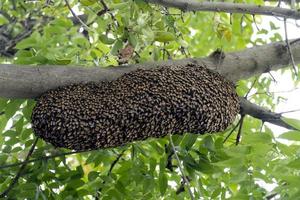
[0,0,300,199]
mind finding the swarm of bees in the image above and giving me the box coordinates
[31,64,240,150]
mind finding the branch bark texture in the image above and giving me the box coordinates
[239,97,297,130]
[1,39,299,99]
[146,0,300,19]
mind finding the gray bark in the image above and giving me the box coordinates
[145,0,300,19]
[0,39,299,99]
[239,97,297,130]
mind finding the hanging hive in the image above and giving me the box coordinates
[31,64,240,150]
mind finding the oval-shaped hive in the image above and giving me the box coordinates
[31,64,240,150]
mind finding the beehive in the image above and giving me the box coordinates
[31,64,240,150]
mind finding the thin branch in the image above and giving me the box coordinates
[169,135,194,200]
[245,77,258,98]
[248,87,300,98]
[1,39,300,99]
[95,149,126,199]
[265,192,279,200]
[0,149,91,170]
[176,178,186,195]
[145,0,300,19]
[223,119,242,143]
[279,108,300,114]
[0,138,39,198]
[268,71,277,83]
[64,0,91,31]
[284,18,298,76]
[239,97,298,130]
[236,115,245,145]
[107,149,126,176]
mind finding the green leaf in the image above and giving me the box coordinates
[66,179,85,189]
[287,158,300,169]
[0,154,8,164]
[23,100,35,121]
[54,58,71,65]
[80,0,96,6]
[158,172,168,196]
[269,21,279,30]
[202,135,215,151]
[128,33,137,47]
[279,131,300,141]
[0,14,9,25]
[99,34,115,45]
[14,116,24,133]
[282,117,300,130]
[180,133,198,150]
[0,114,8,133]
[21,128,33,140]
[5,100,23,119]
[154,31,176,42]
[15,37,37,49]
[110,40,123,55]
[88,171,99,181]
[212,157,245,168]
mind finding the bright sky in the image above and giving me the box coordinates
[252,15,300,134]
[253,15,300,194]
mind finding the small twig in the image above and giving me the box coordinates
[277,0,282,7]
[259,121,265,133]
[284,18,298,76]
[95,149,126,200]
[98,0,119,27]
[290,38,300,45]
[268,71,277,83]
[248,87,300,98]
[169,135,194,200]
[107,149,126,176]
[240,14,245,33]
[146,0,300,19]
[176,178,186,195]
[0,138,39,198]
[165,144,175,172]
[280,108,300,114]
[223,119,242,143]
[236,115,245,145]
[64,0,91,31]
[265,192,279,200]
[244,77,258,98]
[252,15,260,31]
[0,149,91,170]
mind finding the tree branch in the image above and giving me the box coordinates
[1,39,299,99]
[0,149,91,170]
[239,97,297,130]
[145,0,300,19]
[169,135,194,200]
[0,138,38,198]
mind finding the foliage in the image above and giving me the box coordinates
[0,0,300,199]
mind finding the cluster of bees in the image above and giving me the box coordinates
[31,64,240,150]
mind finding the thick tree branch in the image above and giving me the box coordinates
[0,39,299,99]
[239,97,297,130]
[145,0,300,19]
